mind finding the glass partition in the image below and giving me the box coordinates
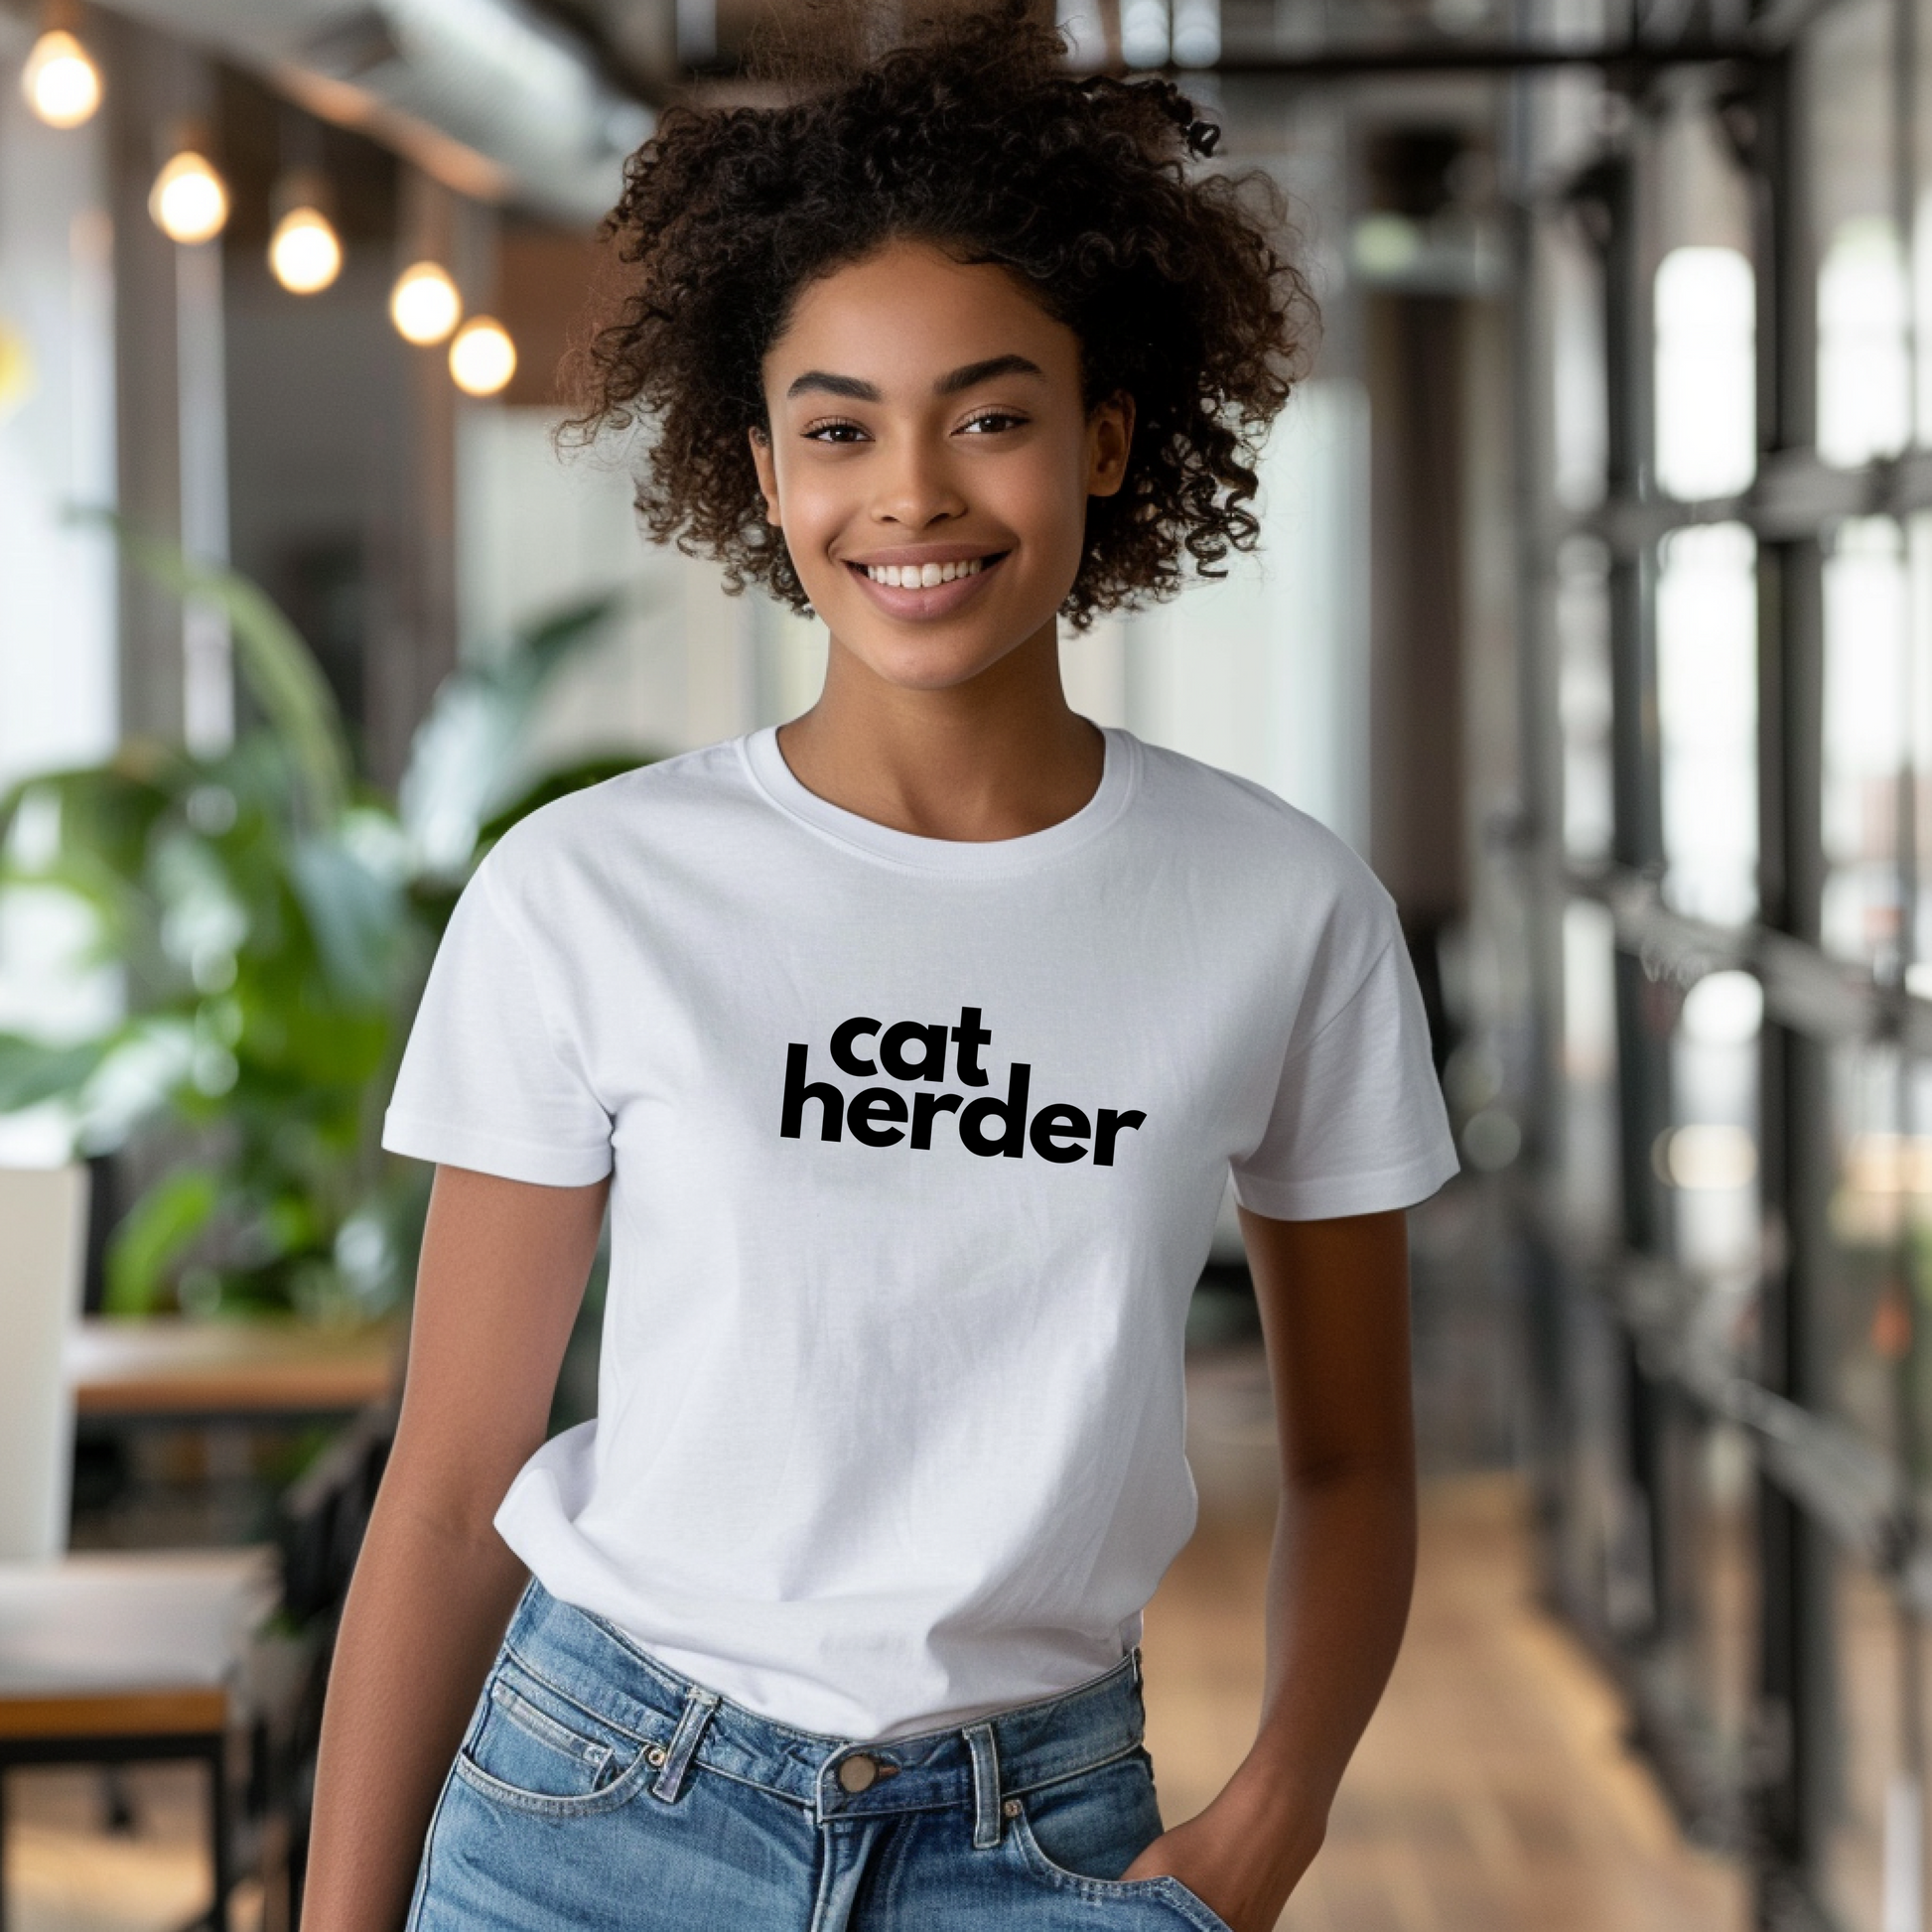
[1558,533,1613,867]
[1809,0,1903,473]
[1823,519,1910,970]
[1658,524,1758,926]
[1654,247,1754,502]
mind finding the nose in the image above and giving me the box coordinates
[868,434,966,532]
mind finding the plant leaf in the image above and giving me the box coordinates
[104,1166,219,1313]
[0,1033,113,1111]
[289,835,402,1006]
[478,753,653,849]
[398,590,629,876]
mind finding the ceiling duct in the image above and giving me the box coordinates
[103,0,653,223]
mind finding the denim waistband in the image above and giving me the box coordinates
[499,1583,1147,1831]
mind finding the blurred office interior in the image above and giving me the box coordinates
[0,0,1928,1925]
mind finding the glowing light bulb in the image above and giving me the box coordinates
[22,29,100,128]
[0,318,35,425]
[449,316,515,396]
[390,261,462,345]
[269,206,343,294]
[150,151,229,244]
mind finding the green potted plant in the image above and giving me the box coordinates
[0,529,646,1323]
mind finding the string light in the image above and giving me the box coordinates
[150,150,229,244]
[0,318,34,424]
[449,317,516,396]
[21,28,100,128]
[390,261,462,345]
[269,205,343,294]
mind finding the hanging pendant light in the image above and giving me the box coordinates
[21,25,101,129]
[268,171,343,295]
[449,316,516,396]
[390,261,463,345]
[150,144,229,245]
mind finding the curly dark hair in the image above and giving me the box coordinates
[562,1,1315,626]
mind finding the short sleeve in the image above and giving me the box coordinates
[382,860,614,1186]
[1230,915,1459,1221]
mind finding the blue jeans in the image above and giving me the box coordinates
[409,1582,1233,1930]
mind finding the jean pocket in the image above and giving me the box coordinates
[454,1656,655,1818]
[1006,1802,1236,1931]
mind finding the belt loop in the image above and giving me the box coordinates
[1131,1646,1144,1689]
[651,1686,720,1803]
[964,1722,1003,1850]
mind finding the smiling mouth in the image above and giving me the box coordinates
[856,555,995,589]
[846,551,1009,591]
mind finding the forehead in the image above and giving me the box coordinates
[765,240,1079,389]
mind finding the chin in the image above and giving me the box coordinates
[828,617,1020,691]
[866,649,1012,693]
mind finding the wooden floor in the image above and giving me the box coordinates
[5,1360,1743,1932]
[4,1765,251,1932]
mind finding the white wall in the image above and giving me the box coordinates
[0,20,121,1164]
[1124,378,1372,848]
[457,402,760,761]
[0,11,118,791]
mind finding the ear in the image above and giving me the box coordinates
[1085,393,1135,500]
[749,426,782,526]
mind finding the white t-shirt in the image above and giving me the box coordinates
[383,727,1456,1740]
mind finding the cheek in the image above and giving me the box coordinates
[1024,426,1096,507]
[767,465,847,564]
[1002,454,1091,567]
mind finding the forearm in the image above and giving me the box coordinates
[1123,1454,1416,1928]
[300,1484,530,1932]
[1241,1457,1417,1863]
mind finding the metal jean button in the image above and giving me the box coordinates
[837,1753,880,1793]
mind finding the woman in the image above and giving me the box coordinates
[304,10,1457,1928]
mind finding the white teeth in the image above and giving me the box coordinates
[865,557,985,588]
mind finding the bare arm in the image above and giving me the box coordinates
[301,1164,609,1932]
[1123,1207,1418,1931]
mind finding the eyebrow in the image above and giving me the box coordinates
[935,353,1045,395]
[785,371,883,401]
[784,353,1047,402]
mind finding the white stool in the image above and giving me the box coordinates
[0,1165,89,1562]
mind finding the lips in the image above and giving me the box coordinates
[844,551,1008,620]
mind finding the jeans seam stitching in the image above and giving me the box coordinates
[490,1680,615,1768]
[404,1756,460,1928]
[452,1744,654,1818]
[500,1641,664,1749]
[693,1757,815,1812]
[1003,1738,1146,1798]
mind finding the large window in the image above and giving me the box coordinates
[1517,3,1932,1918]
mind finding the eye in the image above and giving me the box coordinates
[802,417,869,444]
[958,409,1028,436]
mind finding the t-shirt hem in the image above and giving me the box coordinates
[1229,1143,1460,1221]
[381,1110,613,1187]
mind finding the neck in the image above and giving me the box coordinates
[774,617,1105,841]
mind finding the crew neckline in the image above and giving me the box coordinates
[739,725,1140,875]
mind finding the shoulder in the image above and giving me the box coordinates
[1126,737,1393,927]
[476,740,750,887]
[456,741,757,943]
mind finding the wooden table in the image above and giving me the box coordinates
[67,1316,402,1422]
[0,1549,281,1932]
